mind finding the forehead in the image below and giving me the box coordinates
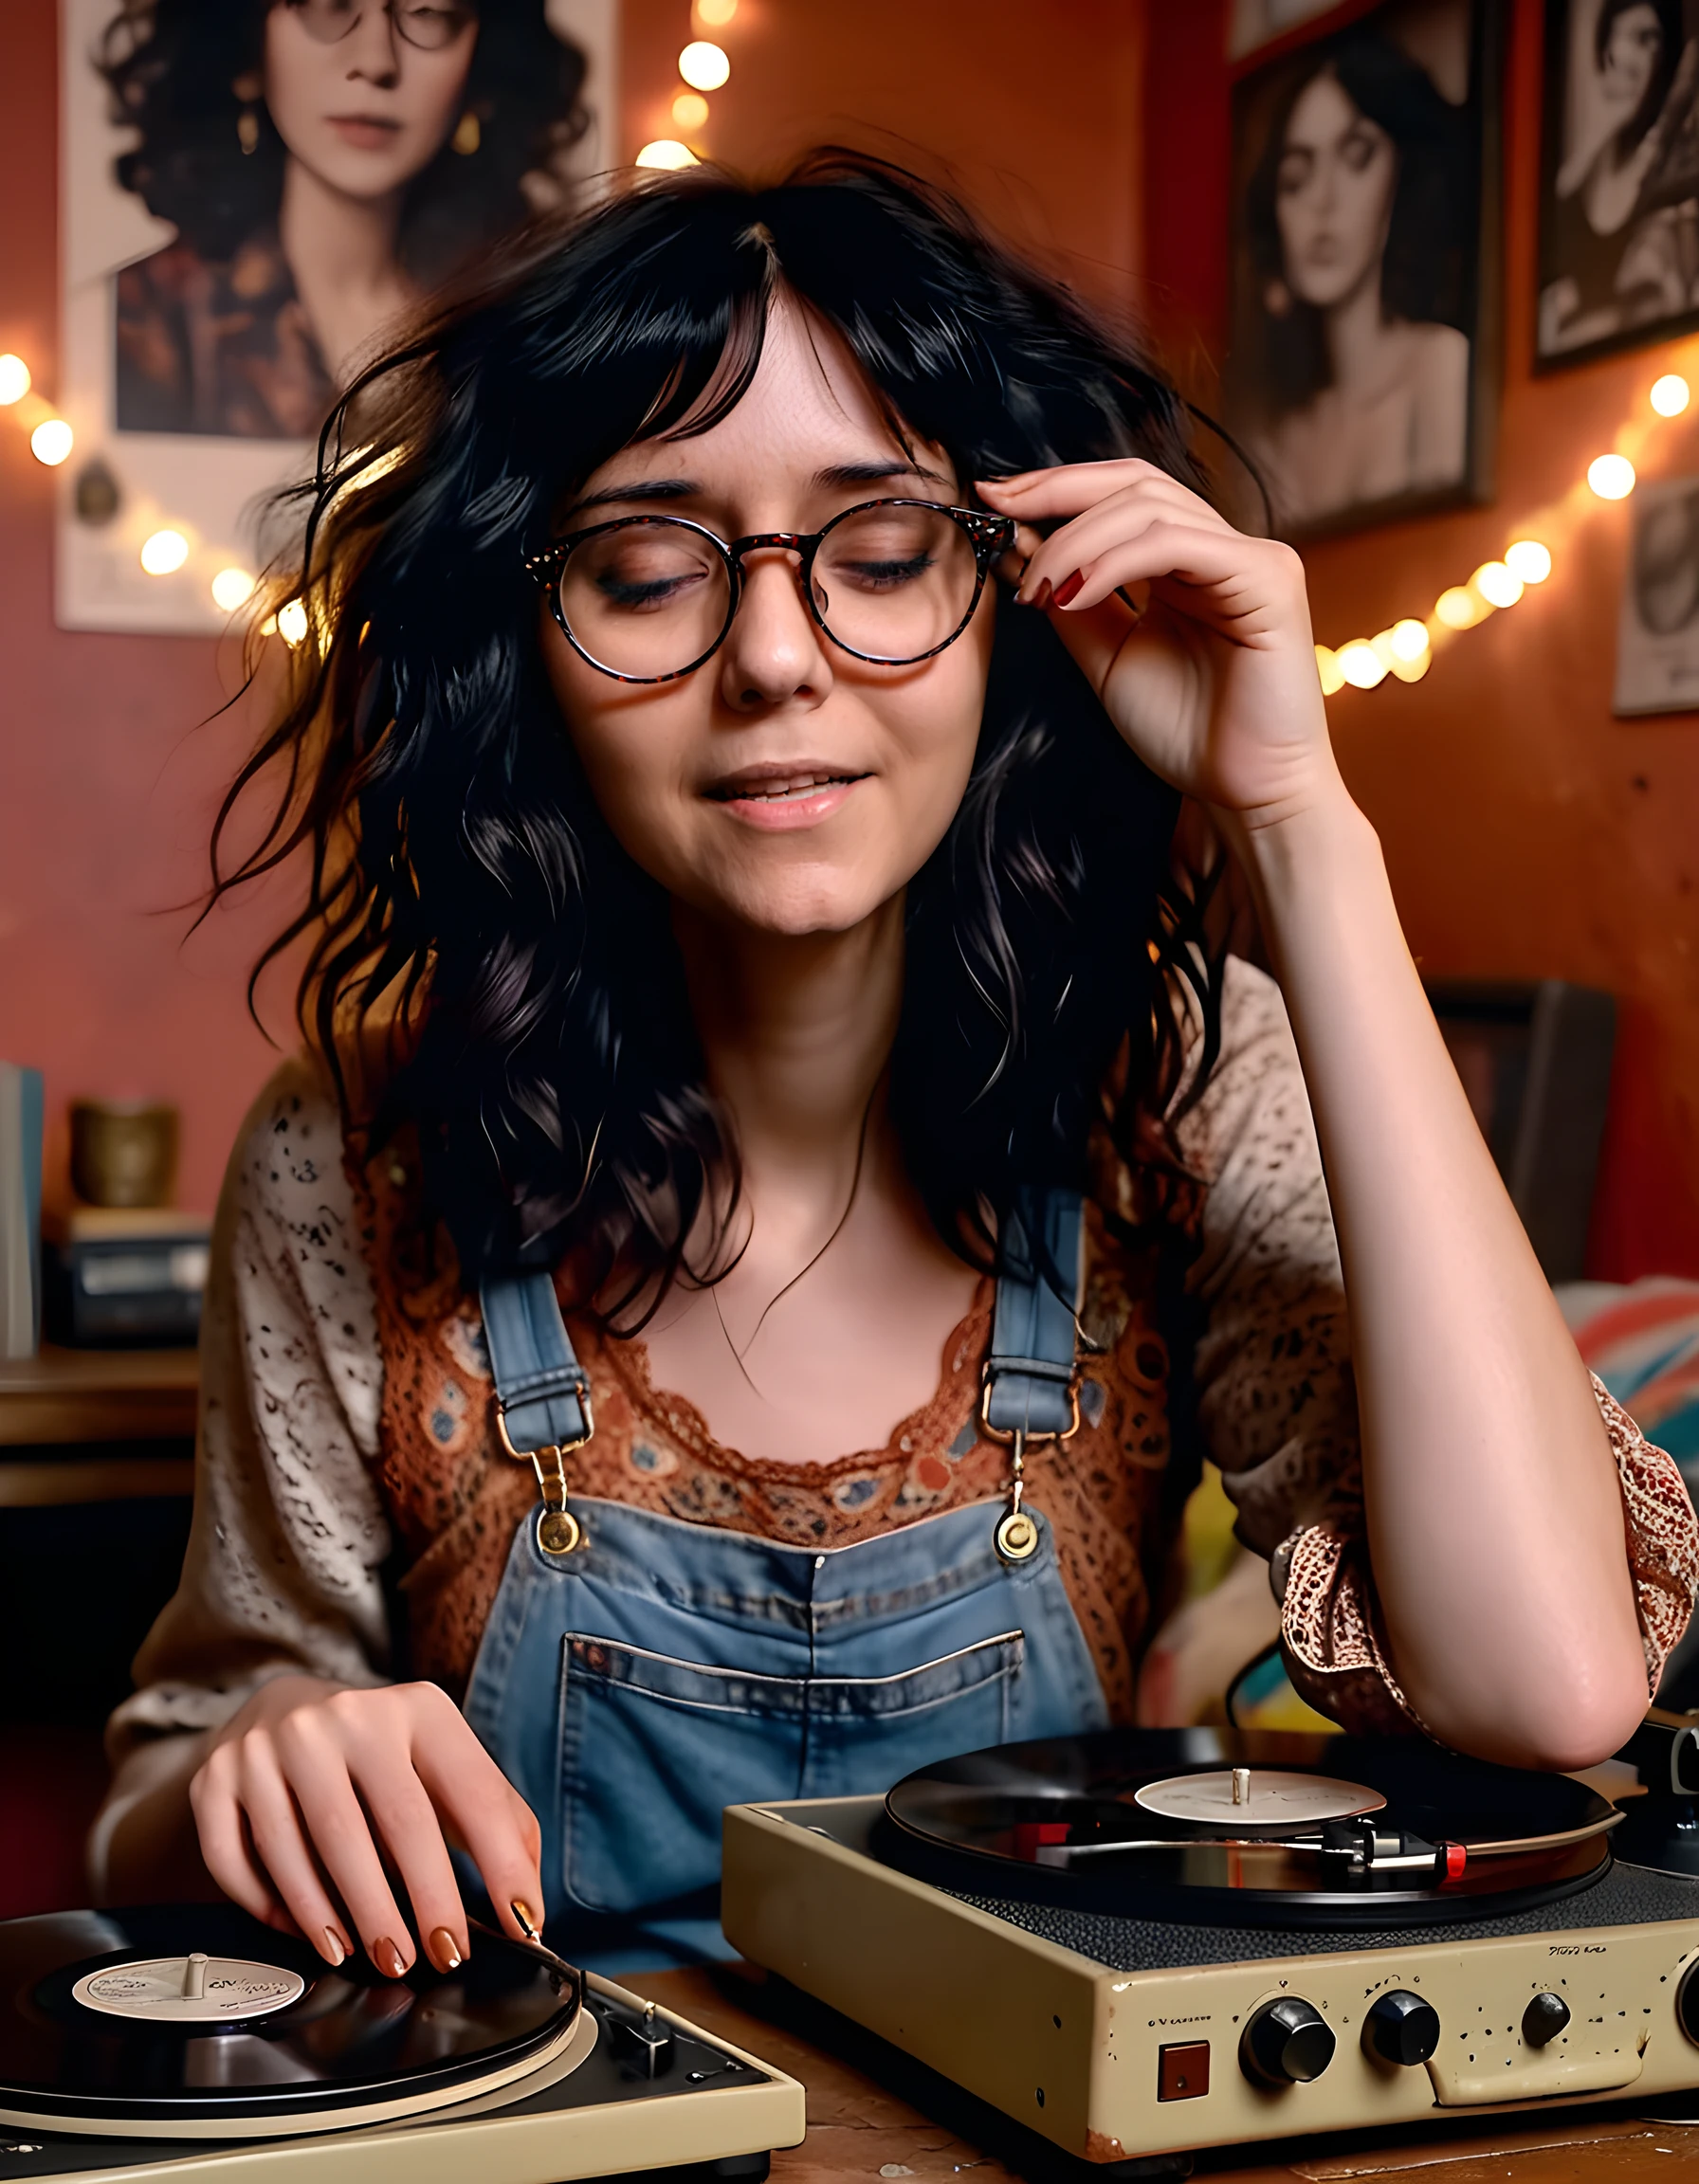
[577,297,950,495]
[1285,68,1373,146]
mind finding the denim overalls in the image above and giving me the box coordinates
[462,1190,1110,1966]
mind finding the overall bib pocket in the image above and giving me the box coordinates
[557,1626,1024,1916]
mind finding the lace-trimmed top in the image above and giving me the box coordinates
[102,958,1698,1792]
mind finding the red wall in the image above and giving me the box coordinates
[1146,0,1699,1281]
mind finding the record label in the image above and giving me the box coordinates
[1134,1768,1385,1829]
[72,1956,304,2023]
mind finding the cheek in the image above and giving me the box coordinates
[402,46,476,135]
[262,20,323,146]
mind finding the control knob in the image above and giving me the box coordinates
[1241,1997,1335,2085]
[1363,1990,1440,2066]
[1522,1992,1570,2048]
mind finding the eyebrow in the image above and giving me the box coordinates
[566,456,952,519]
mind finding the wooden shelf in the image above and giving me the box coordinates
[0,1345,199,1447]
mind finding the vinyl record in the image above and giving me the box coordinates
[0,1903,583,2137]
[883,1728,1621,1928]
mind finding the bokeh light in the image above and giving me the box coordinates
[696,0,738,21]
[29,417,72,465]
[635,138,698,170]
[276,598,309,646]
[671,90,709,130]
[1652,373,1690,418]
[210,567,256,611]
[1314,643,1345,696]
[0,355,30,406]
[1336,639,1388,690]
[1434,586,1480,628]
[678,40,730,89]
[1587,452,1636,500]
[1472,560,1524,610]
[1504,539,1552,585]
[139,529,189,575]
[1388,617,1430,662]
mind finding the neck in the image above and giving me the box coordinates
[674,896,907,1203]
[279,155,407,304]
[1324,268,1392,387]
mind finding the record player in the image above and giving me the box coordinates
[722,1724,1699,2173]
[0,1904,804,2184]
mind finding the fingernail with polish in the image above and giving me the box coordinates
[1052,572,1084,608]
[1022,575,1052,610]
[510,1899,539,1940]
[372,1936,409,1979]
[429,1927,464,1972]
[320,1927,347,1967]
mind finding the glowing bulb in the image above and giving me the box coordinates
[678,39,730,89]
[1588,452,1635,500]
[1652,373,1690,417]
[696,0,738,22]
[1314,643,1345,696]
[1504,538,1552,585]
[1434,586,1480,629]
[1472,560,1524,609]
[210,566,256,611]
[1388,617,1430,663]
[139,528,190,575]
[276,598,309,646]
[671,90,709,130]
[635,138,698,170]
[29,417,72,465]
[0,355,30,406]
[1336,639,1387,690]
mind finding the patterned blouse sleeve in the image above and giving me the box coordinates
[93,1060,393,1883]
[1173,956,1698,1733]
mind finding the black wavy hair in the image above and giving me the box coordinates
[211,150,1222,1309]
[1236,27,1472,420]
[97,0,588,281]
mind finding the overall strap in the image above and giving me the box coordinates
[982,1185,1086,1444]
[478,1269,594,1458]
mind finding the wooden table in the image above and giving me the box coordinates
[618,1965,1699,2183]
[0,1344,197,1504]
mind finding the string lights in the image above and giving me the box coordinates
[636,0,738,170]
[1316,361,1695,700]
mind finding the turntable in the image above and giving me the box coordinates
[0,1903,804,2184]
[722,1726,1699,2172]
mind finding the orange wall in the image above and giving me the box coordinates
[0,0,1145,1221]
[1146,0,1699,1281]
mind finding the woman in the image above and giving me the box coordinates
[1234,29,1471,530]
[94,155,1692,1976]
[1542,0,1699,358]
[100,0,587,436]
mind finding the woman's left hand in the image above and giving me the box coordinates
[977,460,1337,828]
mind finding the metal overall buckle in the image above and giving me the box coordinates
[495,1397,595,1557]
[978,1375,1081,1565]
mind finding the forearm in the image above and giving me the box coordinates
[94,1733,219,1906]
[1230,781,1646,1765]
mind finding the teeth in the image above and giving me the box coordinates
[722,774,848,801]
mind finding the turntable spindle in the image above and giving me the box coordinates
[1232,1767,1251,1807]
[180,1955,208,2002]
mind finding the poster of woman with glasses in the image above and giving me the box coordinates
[58,0,614,633]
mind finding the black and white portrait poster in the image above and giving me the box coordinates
[59,0,617,636]
[1539,0,1699,369]
[1225,0,1502,538]
[1615,472,1699,711]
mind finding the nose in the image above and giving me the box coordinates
[344,3,401,86]
[717,548,833,714]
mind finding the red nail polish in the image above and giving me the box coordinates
[1052,572,1084,608]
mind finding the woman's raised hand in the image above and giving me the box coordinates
[977,461,1339,828]
[190,1674,545,1975]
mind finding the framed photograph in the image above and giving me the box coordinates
[57,0,618,637]
[1224,0,1503,538]
[1538,0,1699,371]
[1615,472,1699,711]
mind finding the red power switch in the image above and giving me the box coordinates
[1158,2041,1211,2101]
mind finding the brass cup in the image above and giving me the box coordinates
[69,1100,179,1209]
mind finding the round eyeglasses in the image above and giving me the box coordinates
[284,0,477,51]
[523,500,1016,685]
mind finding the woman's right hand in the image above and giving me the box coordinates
[190,1675,544,1976]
